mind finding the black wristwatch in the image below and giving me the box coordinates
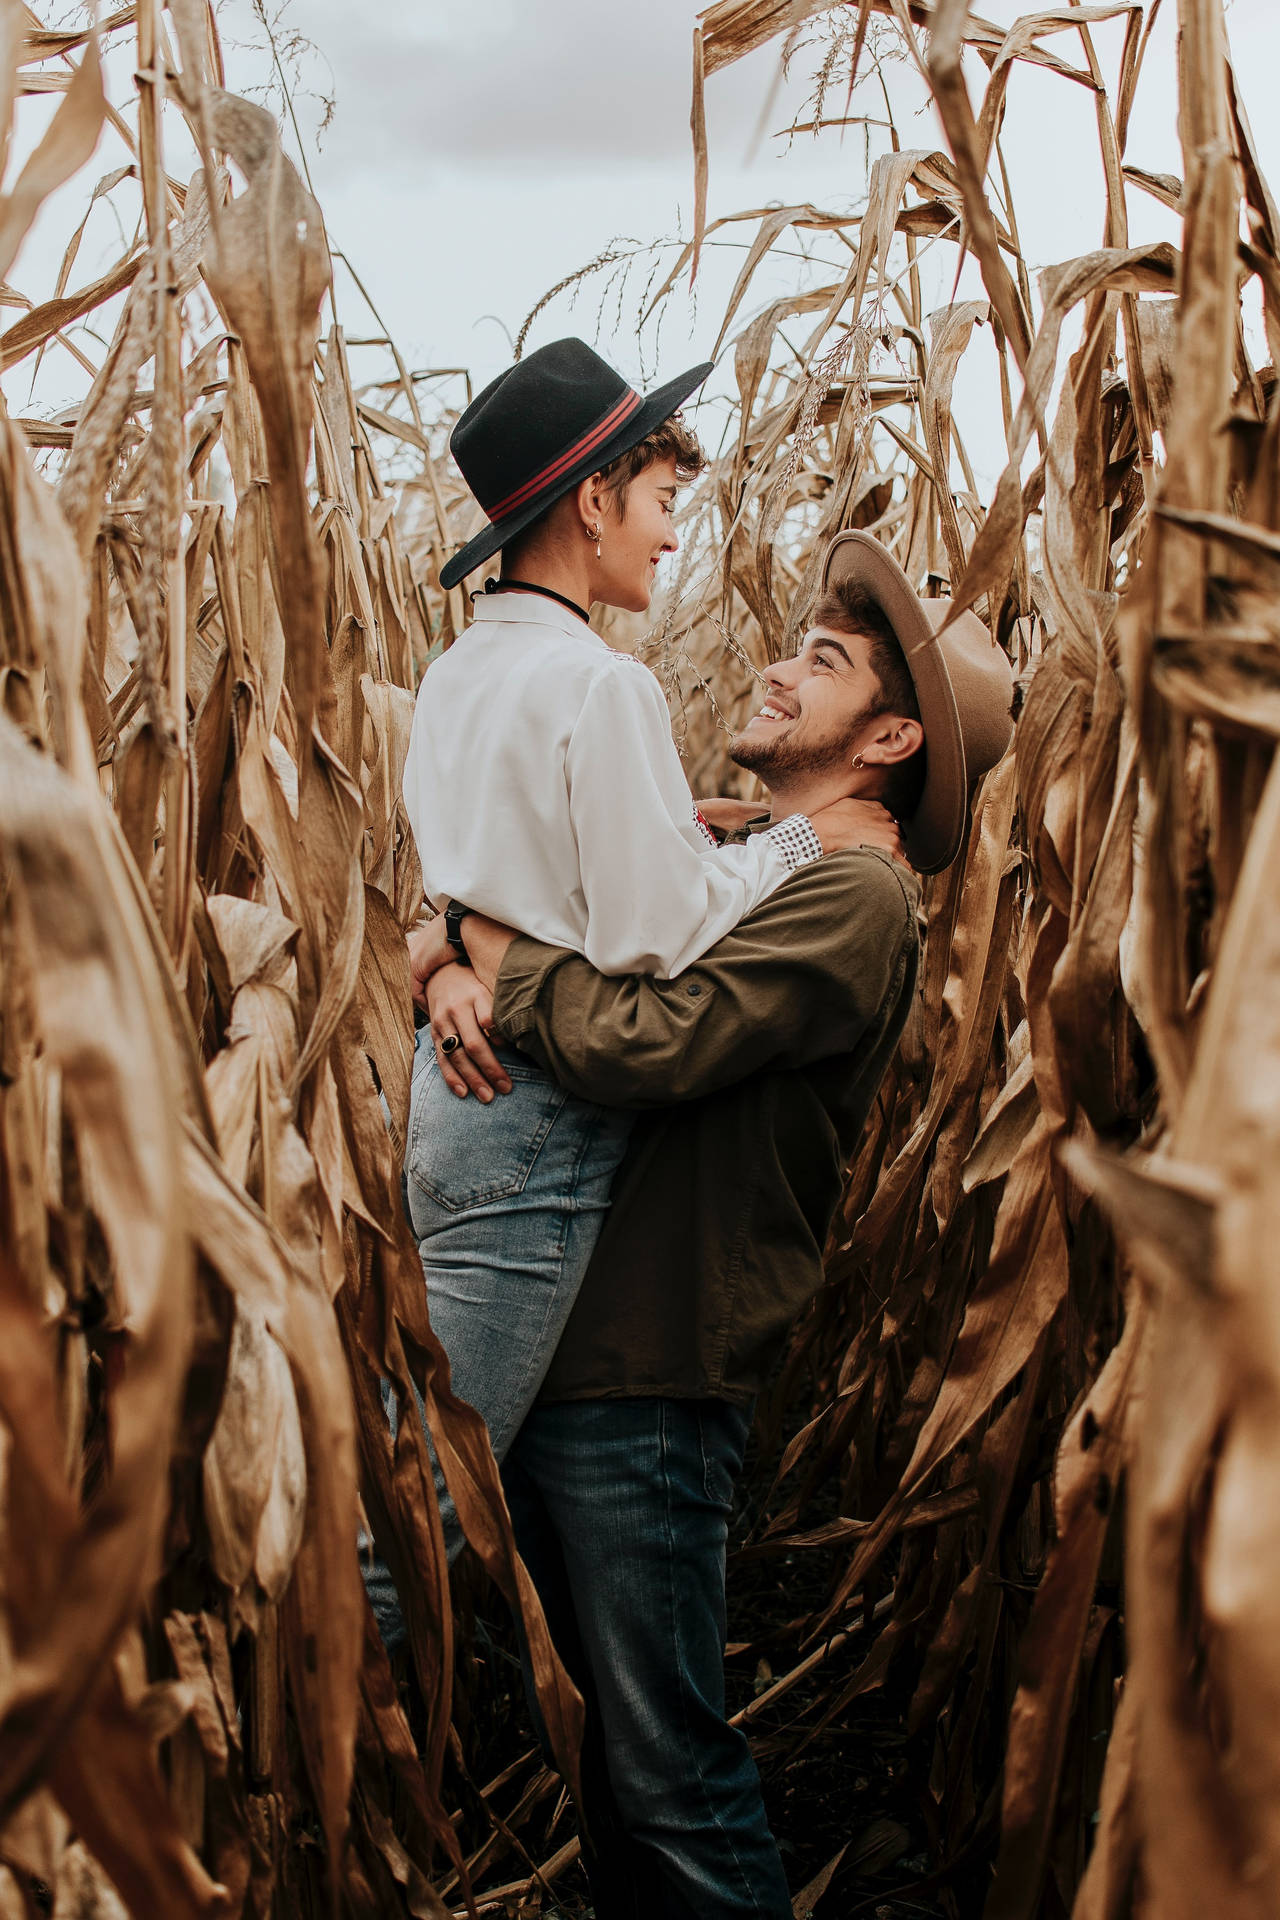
[444,899,473,967]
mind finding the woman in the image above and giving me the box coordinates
[395,337,893,1562]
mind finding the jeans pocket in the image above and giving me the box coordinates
[699,1401,752,1509]
[406,1049,569,1212]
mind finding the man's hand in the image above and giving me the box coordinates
[407,917,454,1012]
[696,797,762,835]
[426,963,513,1100]
[808,798,907,865]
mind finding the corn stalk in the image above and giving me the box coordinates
[0,1,1278,1916]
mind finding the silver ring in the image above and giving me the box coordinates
[440,1033,461,1056]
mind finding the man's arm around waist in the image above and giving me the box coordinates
[473,850,919,1109]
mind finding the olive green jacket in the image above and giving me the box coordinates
[491,847,921,1405]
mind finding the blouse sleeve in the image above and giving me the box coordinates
[564,656,821,977]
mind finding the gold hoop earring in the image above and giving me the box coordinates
[852,753,865,771]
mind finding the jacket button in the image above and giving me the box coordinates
[688,983,702,997]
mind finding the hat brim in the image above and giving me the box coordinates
[439,360,715,592]
[820,531,966,875]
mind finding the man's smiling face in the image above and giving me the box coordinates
[731,626,889,780]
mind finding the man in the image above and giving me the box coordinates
[419,532,1013,1916]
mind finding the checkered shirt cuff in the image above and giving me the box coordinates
[764,812,823,873]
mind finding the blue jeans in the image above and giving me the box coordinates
[365,1034,632,1641]
[503,1397,792,1920]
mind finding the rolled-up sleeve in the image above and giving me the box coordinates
[493,851,919,1109]
[566,661,819,978]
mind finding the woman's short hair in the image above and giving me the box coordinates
[506,417,707,566]
[600,413,707,515]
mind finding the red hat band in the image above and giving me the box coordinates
[482,387,643,526]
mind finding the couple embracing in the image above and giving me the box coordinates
[373,339,1013,1918]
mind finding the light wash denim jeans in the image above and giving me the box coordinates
[364,1029,632,1644]
[504,1397,792,1920]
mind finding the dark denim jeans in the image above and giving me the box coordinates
[503,1396,792,1920]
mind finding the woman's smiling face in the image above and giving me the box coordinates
[593,454,681,614]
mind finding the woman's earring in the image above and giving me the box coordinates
[592,523,602,558]
[852,753,865,771]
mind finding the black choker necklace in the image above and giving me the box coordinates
[477,576,590,626]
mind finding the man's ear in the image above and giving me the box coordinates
[860,716,924,767]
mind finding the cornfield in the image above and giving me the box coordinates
[0,0,1274,1914]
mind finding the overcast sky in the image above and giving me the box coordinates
[213,0,1279,486]
[4,1,1279,491]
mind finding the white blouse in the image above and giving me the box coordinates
[400,592,821,978]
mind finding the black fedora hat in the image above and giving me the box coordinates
[439,337,713,591]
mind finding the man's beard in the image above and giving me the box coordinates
[730,706,878,783]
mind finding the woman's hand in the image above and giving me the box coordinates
[426,963,513,1100]
[407,917,455,1012]
[696,797,762,835]
[807,798,908,865]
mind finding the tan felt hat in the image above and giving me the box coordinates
[821,531,1014,874]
